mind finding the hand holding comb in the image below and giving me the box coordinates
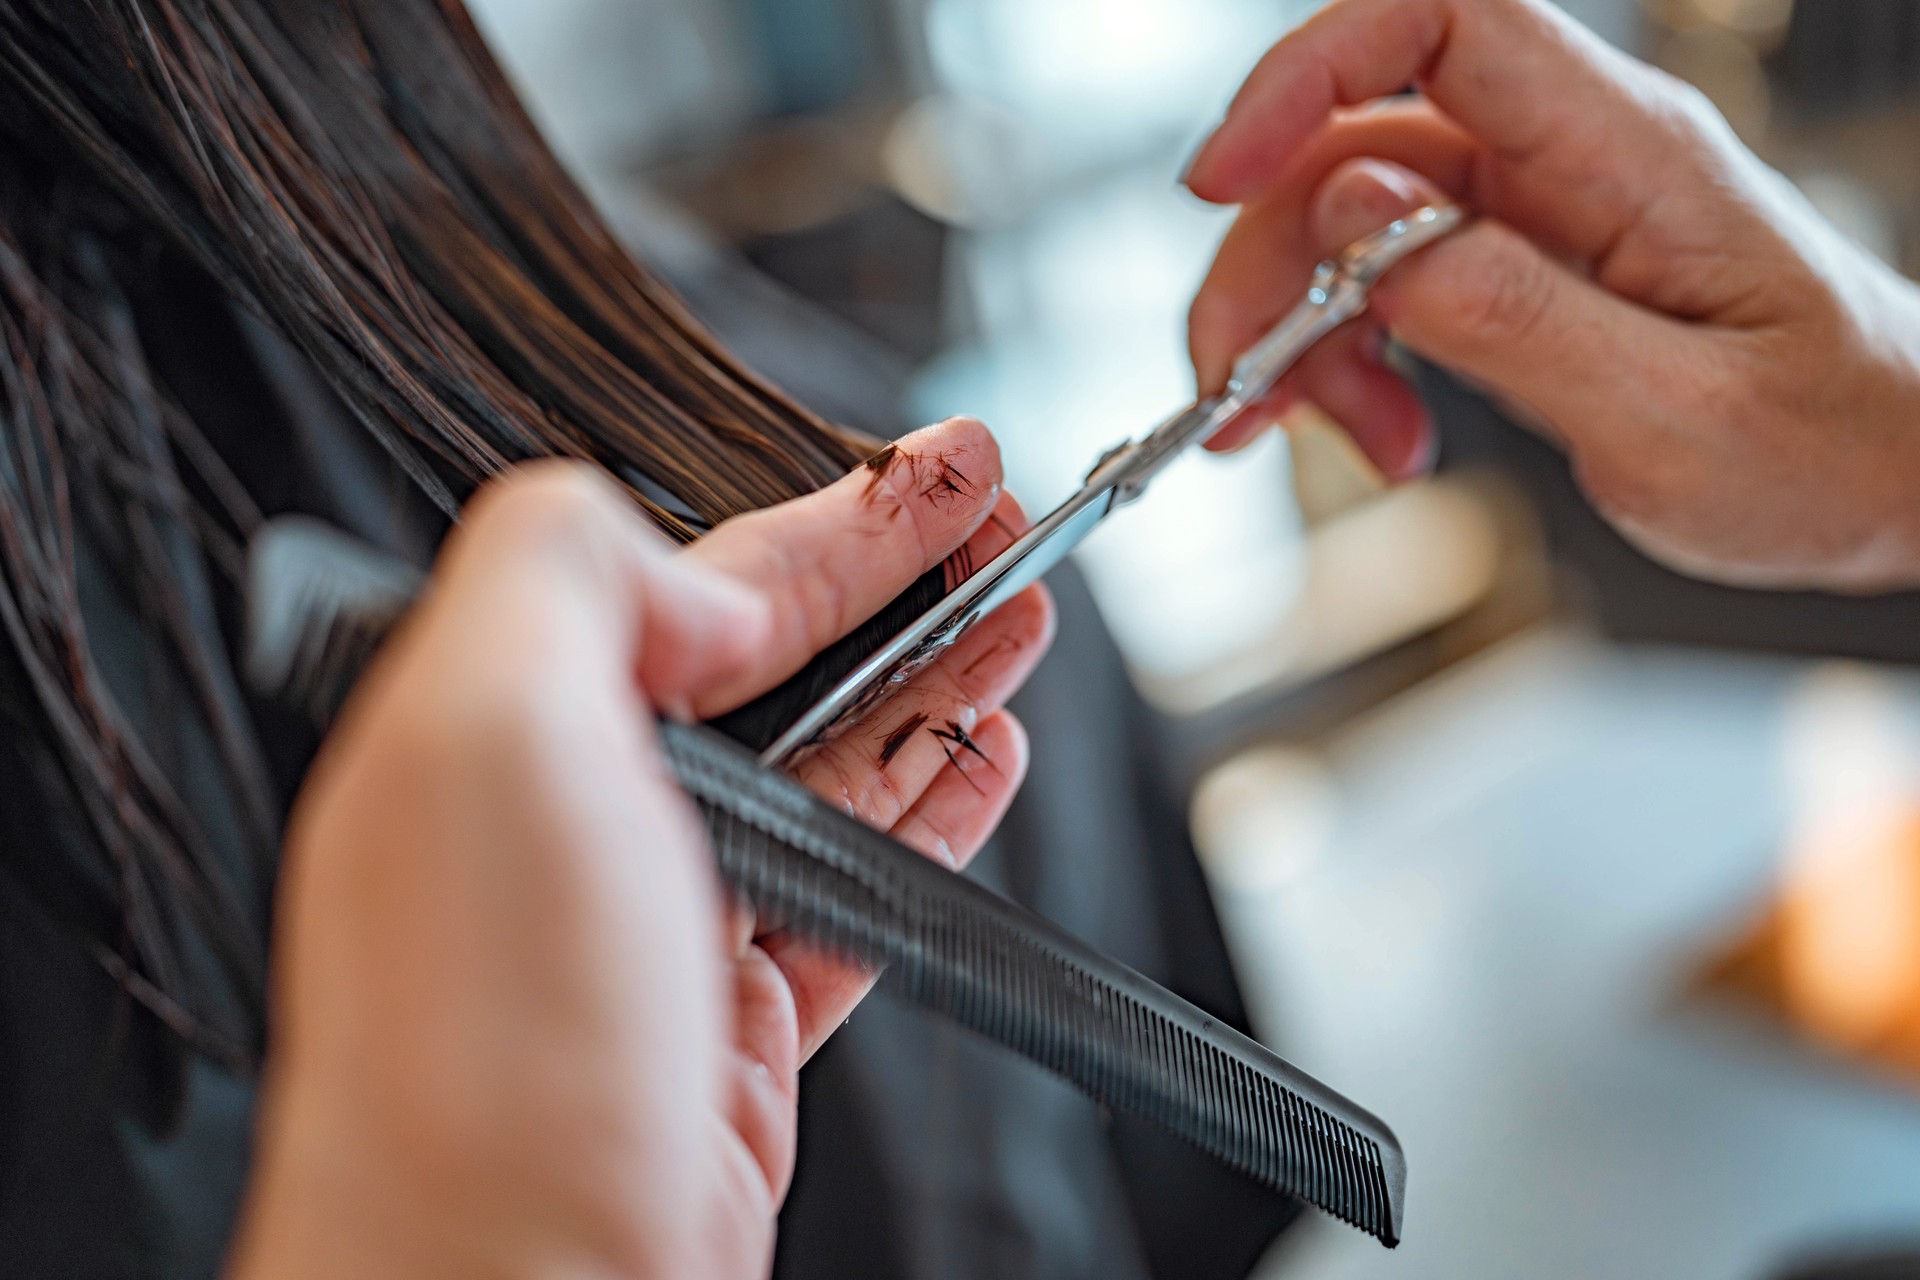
[244,513,1409,1247]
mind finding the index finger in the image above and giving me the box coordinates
[1183,0,1673,250]
[1187,102,1477,393]
[679,416,1002,715]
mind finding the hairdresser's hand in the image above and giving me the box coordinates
[230,417,1051,1279]
[1186,0,1920,590]
[690,421,1054,1057]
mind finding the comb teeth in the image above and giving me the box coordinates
[666,722,1405,1246]
[245,517,422,720]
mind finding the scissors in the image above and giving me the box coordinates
[759,203,1466,768]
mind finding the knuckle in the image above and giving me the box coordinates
[1453,236,1557,350]
[469,460,623,535]
[941,668,988,719]
[854,761,912,829]
[811,745,908,826]
[458,461,649,574]
[1570,446,1675,531]
[1646,69,1724,138]
[1631,61,1747,163]
[723,508,852,651]
[1187,289,1258,365]
[790,540,854,651]
[1187,288,1228,341]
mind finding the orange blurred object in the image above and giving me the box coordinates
[1699,666,1920,1081]
[1777,809,1920,1072]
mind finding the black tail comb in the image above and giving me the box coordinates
[667,721,1404,1243]
[244,517,1406,1246]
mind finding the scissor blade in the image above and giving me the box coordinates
[756,478,1120,766]
[970,484,1112,615]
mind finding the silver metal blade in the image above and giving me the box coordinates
[756,480,1120,766]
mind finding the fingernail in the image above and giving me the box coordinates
[1361,157,1422,205]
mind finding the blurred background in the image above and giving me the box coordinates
[461,1,1920,1276]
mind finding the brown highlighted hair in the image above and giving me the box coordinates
[0,0,935,1070]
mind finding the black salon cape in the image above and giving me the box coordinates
[0,259,1297,1279]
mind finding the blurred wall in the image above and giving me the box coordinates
[464,0,761,174]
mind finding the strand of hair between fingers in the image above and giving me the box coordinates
[945,540,974,584]
[877,711,930,769]
[928,720,997,794]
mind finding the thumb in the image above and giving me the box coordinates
[1312,158,1701,463]
[442,463,774,723]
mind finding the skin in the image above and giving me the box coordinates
[1185,0,1920,591]
[227,417,1053,1279]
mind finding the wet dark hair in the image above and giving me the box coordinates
[0,0,942,1071]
